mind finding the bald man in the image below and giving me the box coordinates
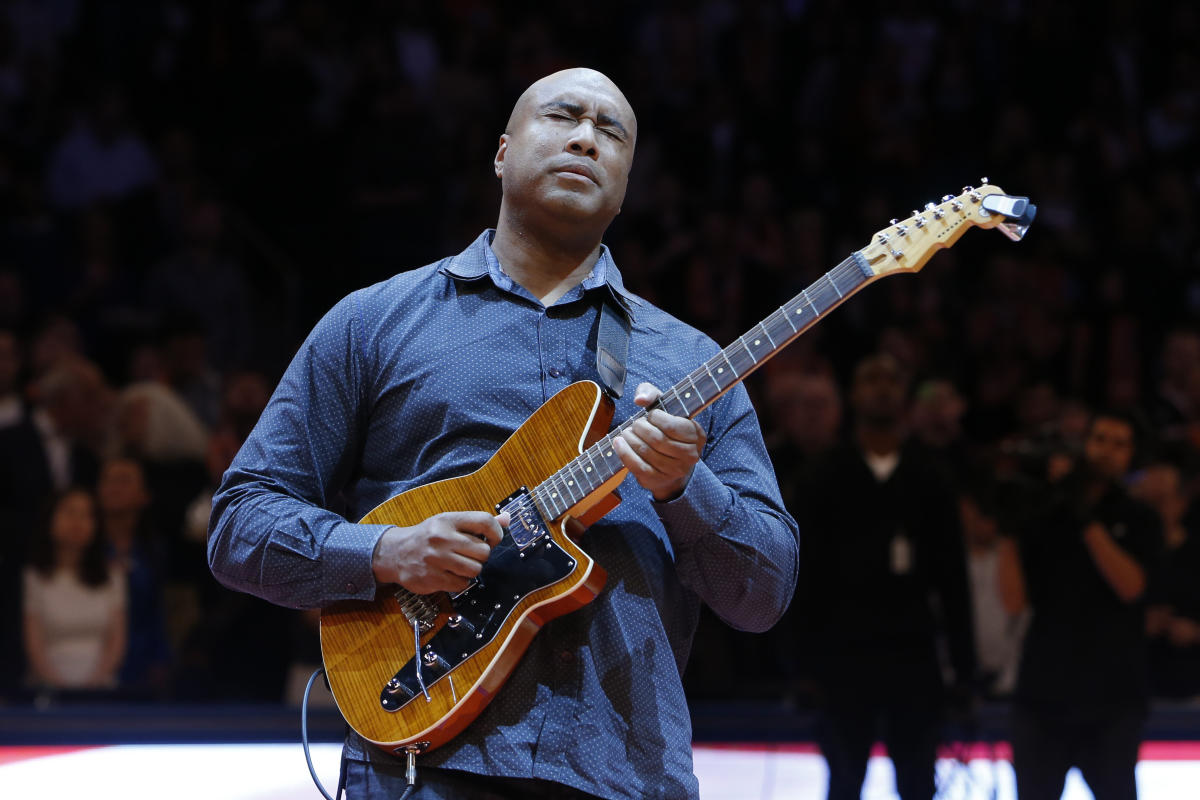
[208,68,798,799]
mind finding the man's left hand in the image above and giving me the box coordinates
[613,382,706,502]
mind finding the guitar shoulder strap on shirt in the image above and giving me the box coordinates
[595,298,631,400]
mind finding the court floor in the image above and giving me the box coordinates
[3,741,1200,799]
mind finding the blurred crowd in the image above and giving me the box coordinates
[0,0,1198,717]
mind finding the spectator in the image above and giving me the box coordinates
[793,352,976,800]
[44,84,158,211]
[1132,461,1200,700]
[998,410,1161,800]
[97,456,171,695]
[22,487,127,690]
[0,328,22,428]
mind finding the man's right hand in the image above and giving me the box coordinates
[371,511,508,594]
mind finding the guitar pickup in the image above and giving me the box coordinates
[494,487,550,549]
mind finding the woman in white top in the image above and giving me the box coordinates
[23,487,127,689]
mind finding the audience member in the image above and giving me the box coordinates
[998,410,1161,800]
[793,353,976,800]
[1133,461,1200,700]
[97,456,171,695]
[22,487,127,690]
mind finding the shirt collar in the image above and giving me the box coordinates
[440,230,642,318]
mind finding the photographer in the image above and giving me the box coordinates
[997,410,1162,800]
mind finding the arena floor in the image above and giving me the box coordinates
[3,741,1199,799]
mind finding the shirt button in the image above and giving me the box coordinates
[548,367,562,378]
[346,582,357,593]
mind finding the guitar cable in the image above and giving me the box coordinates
[302,667,419,800]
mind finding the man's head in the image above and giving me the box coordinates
[1082,411,1137,482]
[850,353,910,429]
[495,68,636,243]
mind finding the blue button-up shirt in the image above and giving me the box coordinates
[208,231,799,799]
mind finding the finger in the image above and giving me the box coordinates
[613,434,652,475]
[441,551,486,580]
[645,409,705,445]
[449,534,492,563]
[634,382,662,407]
[443,510,505,546]
[630,419,699,462]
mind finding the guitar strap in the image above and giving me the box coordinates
[595,298,631,400]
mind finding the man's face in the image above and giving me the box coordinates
[1083,416,1135,481]
[495,69,636,230]
[851,355,908,426]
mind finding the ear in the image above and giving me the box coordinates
[494,133,509,179]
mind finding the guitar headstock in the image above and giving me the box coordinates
[858,179,1036,277]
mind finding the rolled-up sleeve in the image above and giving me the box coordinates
[207,292,389,609]
[656,385,800,632]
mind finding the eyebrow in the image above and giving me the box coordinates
[540,100,629,140]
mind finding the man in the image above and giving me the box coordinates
[997,411,1160,800]
[207,68,799,799]
[792,353,975,800]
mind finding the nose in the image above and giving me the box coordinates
[567,120,598,159]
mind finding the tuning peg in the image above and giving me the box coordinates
[914,216,927,228]
[925,202,936,211]
[951,200,964,211]
[980,177,989,185]
[962,185,974,193]
[942,194,954,202]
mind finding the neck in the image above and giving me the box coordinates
[856,423,903,456]
[492,213,604,306]
[104,510,139,550]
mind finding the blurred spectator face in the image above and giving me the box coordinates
[851,353,908,427]
[767,371,842,452]
[30,316,83,376]
[97,458,150,516]
[115,393,151,454]
[1083,416,1135,482]
[51,489,97,553]
[1162,330,1200,389]
[40,358,113,440]
[910,379,965,448]
[0,330,19,394]
[222,371,271,441]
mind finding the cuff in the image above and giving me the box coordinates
[652,461,733,548]
[322,521,394,601]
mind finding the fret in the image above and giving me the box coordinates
[717,350,739,382]
[823,273,843,299]
[700,362,723,396]
[758,321,776,350]
[678,374,704,415]
[764,313,794,349]
[659,389,688,419]
[830,260,866,296]
[802,289,817,316]
[780,305,799,333]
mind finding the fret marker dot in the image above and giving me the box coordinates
[684,392,691,399]
[606,451,612,457]
[754,339,761,346]
[796,309,802,314]
[551,492,558,498]
[717,368,724,374]
[567,480,574,486]
[586,466,592,473]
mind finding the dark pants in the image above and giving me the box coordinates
[816,693,941,800]
[1010,707,1143,800]
[342,759,606,800]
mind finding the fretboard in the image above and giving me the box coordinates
[530,251,875,521]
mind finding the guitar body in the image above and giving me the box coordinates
[320,380,617,754]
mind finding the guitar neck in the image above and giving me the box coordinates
[529,251,875,522]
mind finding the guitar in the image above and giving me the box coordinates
[320,180,1036,755]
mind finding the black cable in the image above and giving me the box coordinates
[302,667,338,800]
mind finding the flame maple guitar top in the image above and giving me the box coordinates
[319,380,618,753]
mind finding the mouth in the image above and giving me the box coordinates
[553,163,599,185]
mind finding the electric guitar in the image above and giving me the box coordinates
[320,180,1036,755]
